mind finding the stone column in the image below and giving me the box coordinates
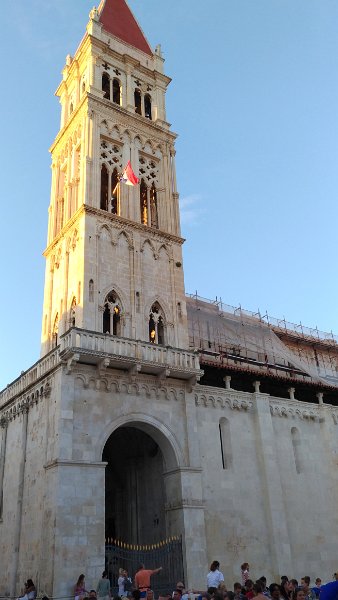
[10,407,29,597]
[0,416,8,518]
[223,375,232,390]
[253,393,292,578]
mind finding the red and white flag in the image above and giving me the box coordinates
[120,161,139,186]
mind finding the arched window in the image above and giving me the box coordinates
[111,168,119,215]
[82,80,86,94]
[140,179,148,225]
[113,79,121,105]
[101,164,109,210]
[134,89,142,115]
[291,427,303,474]
[52,314,59,347]
[70,298,76,328]
[102,73,110,100]
[219,417,232,470]
[69,102,74,115]
[149,303,165,345]
[150,183,158,228]
[103,292,122,336]
[144,94,152,119]
[89,279,94,302]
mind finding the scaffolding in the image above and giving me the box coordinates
[186,293,338,389]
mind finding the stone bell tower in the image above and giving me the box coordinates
[41,0,189,356]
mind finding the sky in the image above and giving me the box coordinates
[1,0,338,389]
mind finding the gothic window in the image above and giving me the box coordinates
[101,164,109,210]
[140,179,148,225]
[103,292,122,336]
[89,279,94,302]
[52,314,59,347]
[291,427,303,474]
[102,73,110,100]
[144,94,152,119]
[111,168,119,215]
[219,417,232,470]
[113,79,121,105]
[134,89,142,115]
[150,183,158,228]
[70,297,76,328]
[149,303,165,345]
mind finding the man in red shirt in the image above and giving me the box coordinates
[134,564,163,597]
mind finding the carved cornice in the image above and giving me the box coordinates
[195,392,253,411]
[0,380,52,424]
[87,205,185,245]
[165,498,205,511]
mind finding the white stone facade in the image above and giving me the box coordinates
[1,2,338,599]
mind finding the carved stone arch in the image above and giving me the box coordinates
[100,283,129,315]
[143,142,153,155]
[144,295,170,324]
[97,223,115,244]
[140,238,156,258]
[121,128,132,144]
[97,412,185,469]
[111,124,121,138]
[158,243,171,261]
[134,135,142,148]
[75,374,88,389]
[117,228,133,249]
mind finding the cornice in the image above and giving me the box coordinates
[44,459,107,471]
[43,207,84,256]
[0,378,53,423]
[86,205,185,245]
[89,93,176,140]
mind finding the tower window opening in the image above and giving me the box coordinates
[140,179,148,225]
[149,303,165,345]
[101,164,109,210]
[103,292,122,336]
[111,168,119,215]
[70,298,76,328]
[89,279,94,302]
[52,314,59,348]
[113,79,121,105]
[134,89,142,115]
[144,94,152,120]
[69,102,74,115]
[102,73,110,100]
[150,183,158,228]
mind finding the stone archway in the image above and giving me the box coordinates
[103,426,166,543]
[101,417,183,545]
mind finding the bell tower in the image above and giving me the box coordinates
[41,0,188,356]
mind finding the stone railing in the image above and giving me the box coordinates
[0,348,60,408]
[60,328,200,372]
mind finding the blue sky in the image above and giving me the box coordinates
[1,0,338,389]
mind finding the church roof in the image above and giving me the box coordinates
[98,0,153,56]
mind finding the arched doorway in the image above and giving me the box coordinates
[103,426,167,544]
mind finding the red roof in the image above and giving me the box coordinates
[98,0,153,56]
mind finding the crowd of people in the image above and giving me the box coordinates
[19,562,338,600]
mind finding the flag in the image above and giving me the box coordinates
[120,161,139,186]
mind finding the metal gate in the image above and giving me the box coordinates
[105,537,184,596]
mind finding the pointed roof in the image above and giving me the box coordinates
[98,0,153,56]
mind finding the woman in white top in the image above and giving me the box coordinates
[207,561,225,592]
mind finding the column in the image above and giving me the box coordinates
[254,393,292,578]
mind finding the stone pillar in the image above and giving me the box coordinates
[46,460,107,600]
[253,393,292,578]
[223,375,232,390]
[10,407,29,597]
[317,392,324,405]
[253,380,261,393]
[0,416,8,517]
[288,387,295,400]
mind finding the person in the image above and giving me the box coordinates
[207,561,225,594]
[280,581,293,600]
[302,578,316,600]
[97,571,111,600]
[319,581,338,600]
[74,575,88,600]
[253,582,267,600]
[17,580,37,600]
[257,578,270,597]
[146,591,155,600]
[89,592,97,599]
[234,583,246,600]
[292,591,305,600]
[218,583,227,599]
[176,582,188,600]
[245,581,254,600]
[135,564,163,597]
[241,565,250,587]
[124,571,133,596]
[172,592,181,600]
[118,569,126,597]
[312,581,322,600]
[269,585,281,600]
